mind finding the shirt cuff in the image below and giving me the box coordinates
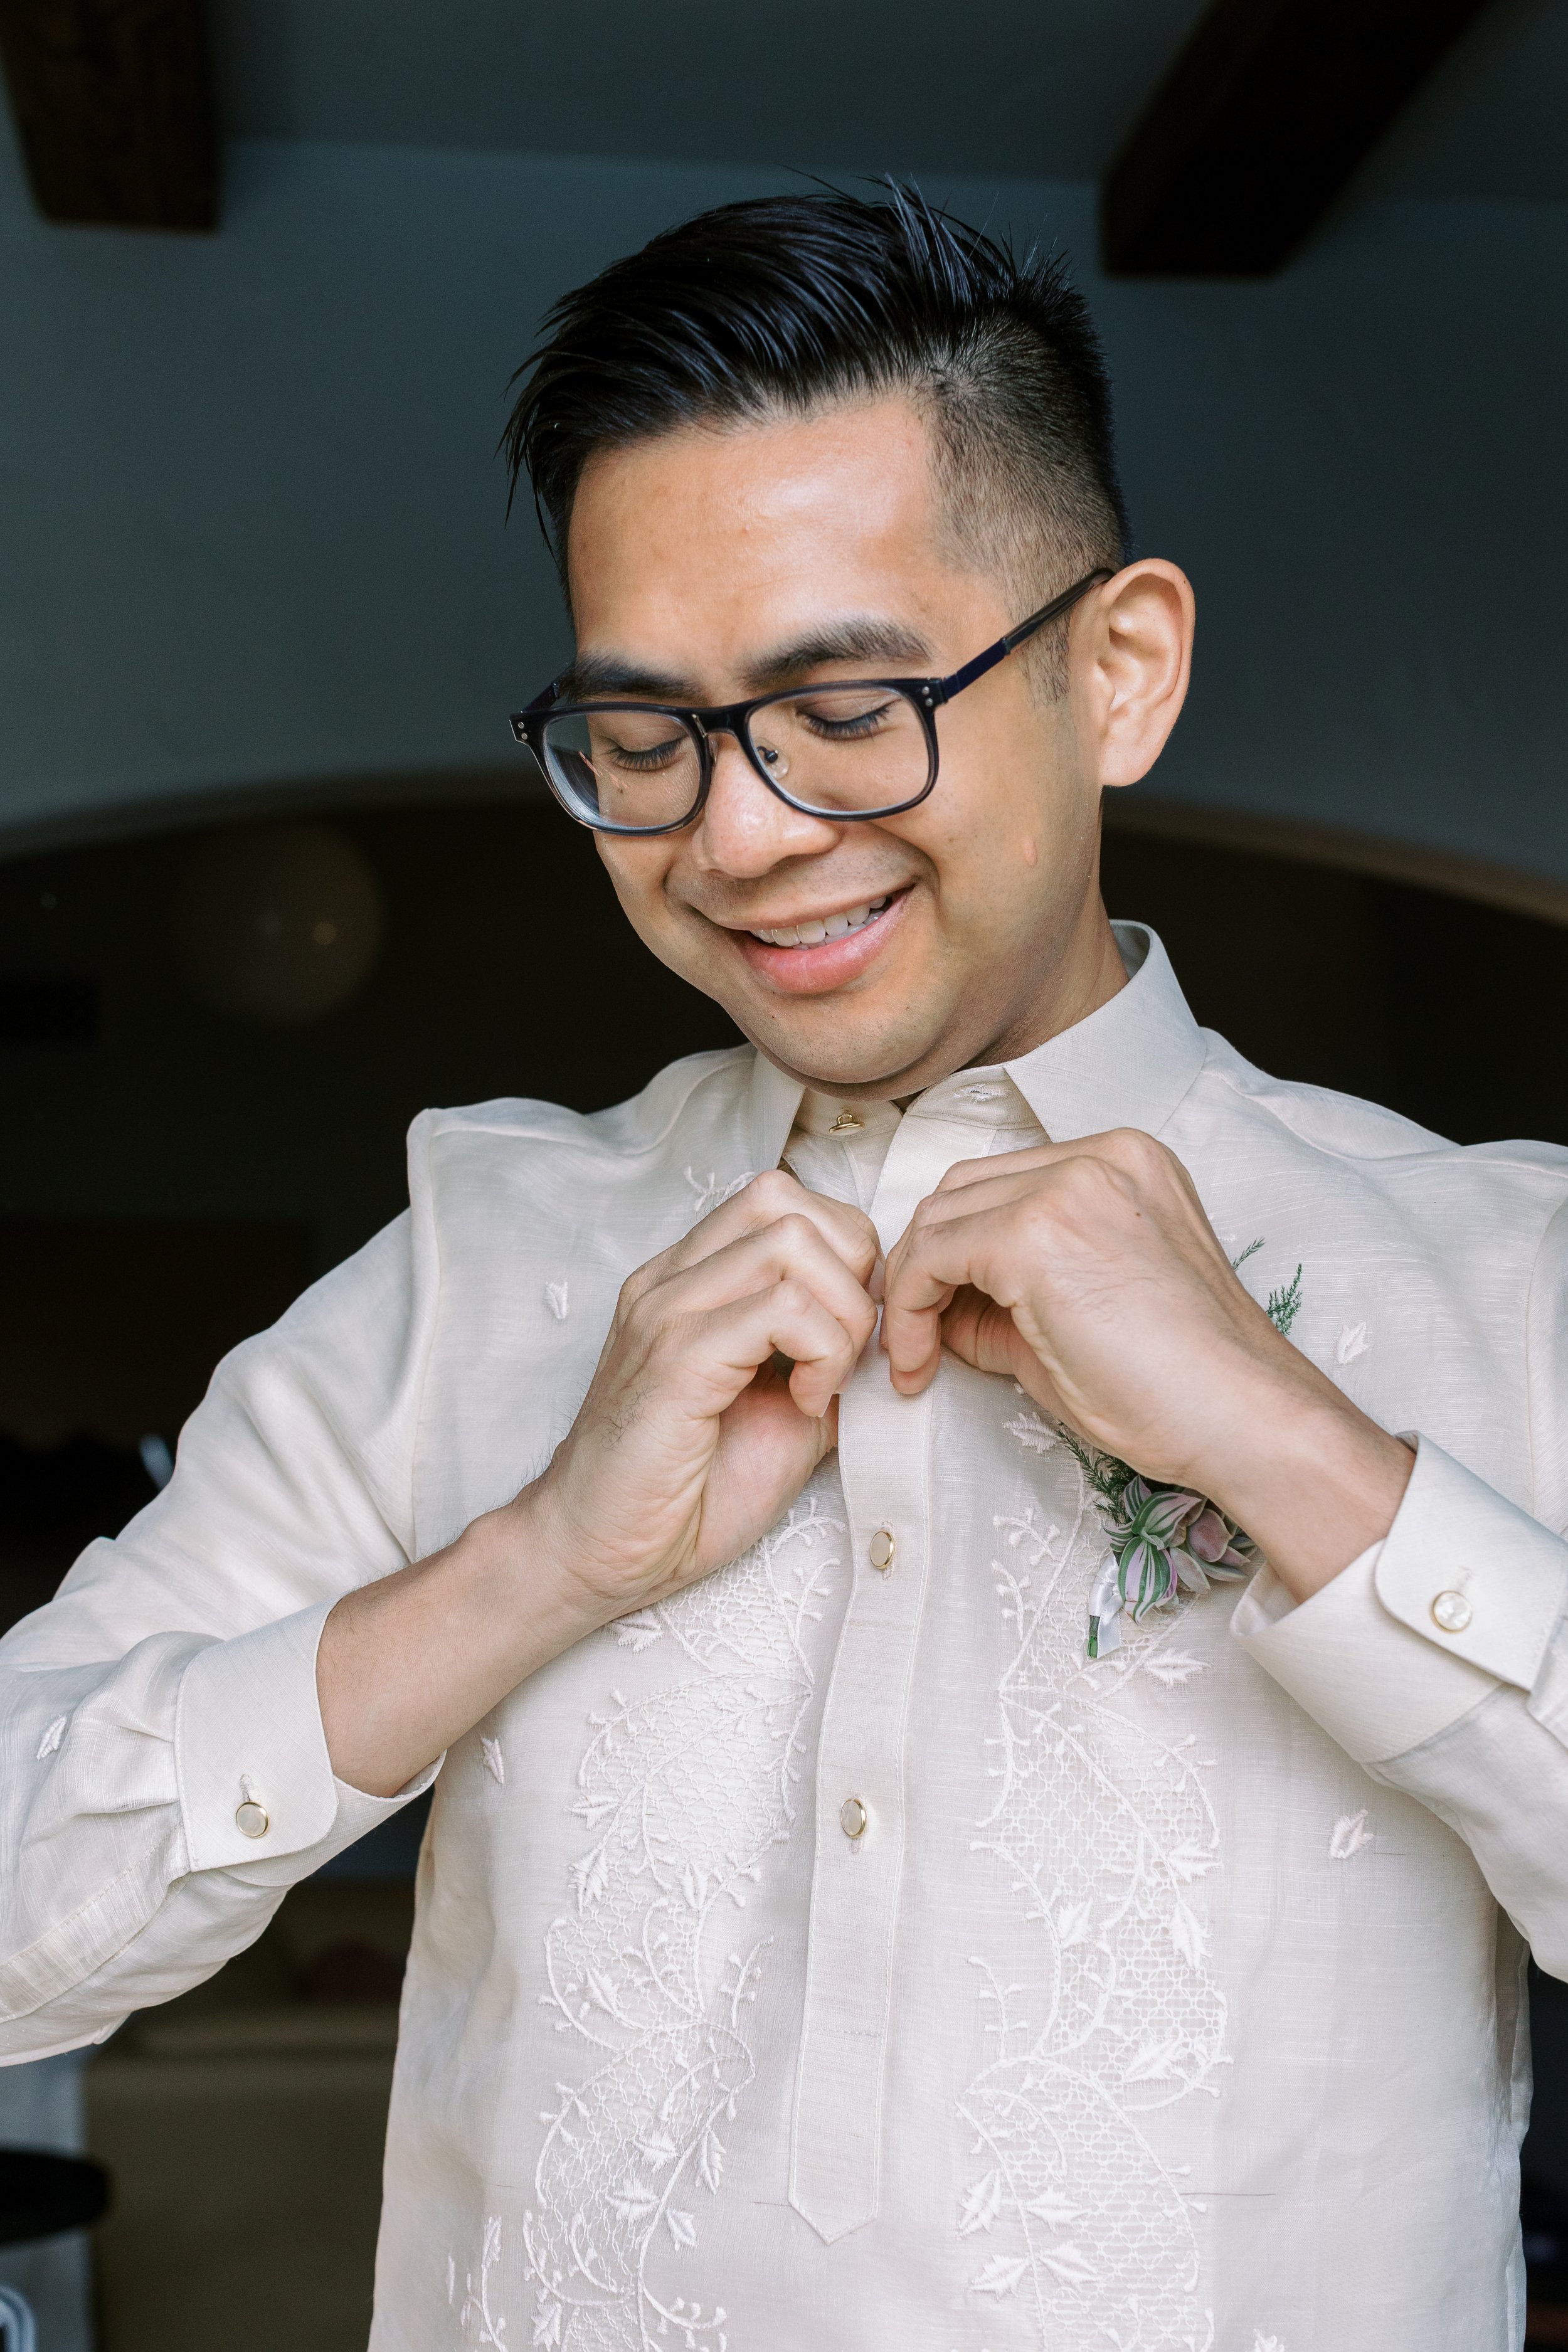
[1230,1434,1567,1764]
[173,1602,438,1873]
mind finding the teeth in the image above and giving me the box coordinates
[753,896,889,949]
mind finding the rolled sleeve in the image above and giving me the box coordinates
[1231,1433,1567,1764]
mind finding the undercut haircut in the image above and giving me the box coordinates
[502,183,1132,694]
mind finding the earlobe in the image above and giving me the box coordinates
[1086,559,1195,793]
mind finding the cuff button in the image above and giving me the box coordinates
[1431,1589,1473,1634]
[235,1775,269,1838]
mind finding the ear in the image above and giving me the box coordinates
[1071,559,1194,790]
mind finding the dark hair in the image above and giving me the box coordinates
[504,183,1131,675]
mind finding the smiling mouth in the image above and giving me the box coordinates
[748,894,893,948]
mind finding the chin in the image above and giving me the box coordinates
[749,1000,950,1096]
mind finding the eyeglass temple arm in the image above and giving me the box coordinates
[935,569,1114,704]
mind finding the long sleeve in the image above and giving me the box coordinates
[1234,1194,1568,1977]
[0,1200,439,2061]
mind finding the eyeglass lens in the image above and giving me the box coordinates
[541,685,931,830]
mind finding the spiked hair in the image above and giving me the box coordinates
[503,184,1131,681]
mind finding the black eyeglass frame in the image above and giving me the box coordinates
[509,567,1113,837]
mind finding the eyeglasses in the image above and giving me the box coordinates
[509,568,1112,837]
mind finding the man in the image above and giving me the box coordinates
[2,187,1564,2351]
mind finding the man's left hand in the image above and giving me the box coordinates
[880,1130,1412,1602]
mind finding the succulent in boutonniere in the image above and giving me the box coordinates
[1067,1246,1303,1660]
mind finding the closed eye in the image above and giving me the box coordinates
[795,694,901,741]
[604,736,689,773]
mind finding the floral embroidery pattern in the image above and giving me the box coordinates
[482,1735,506,1787]
[546,1281,571,1323]
[1004,1401,1057,1457]
[1328,1810,1374,1861]
[957,1433,1227,2351]
[683,1168,757,1224]
[522,1494,842,2349]
[458,2215,507,2346]
[36,1714,66,1759]
[1335,1322,1370,1366]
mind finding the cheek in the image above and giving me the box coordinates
[597,842,670,937]
[597,842,710,969]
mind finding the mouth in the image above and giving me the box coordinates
[727,886,911,995]
[750,895,891,948]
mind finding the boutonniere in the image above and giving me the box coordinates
[1066,1245,1303,1660]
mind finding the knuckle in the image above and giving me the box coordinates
[1109,1126,1165,1176]
[749,1168,798,1212]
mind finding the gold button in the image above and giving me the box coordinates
[235,1799,269,1838]
[839,1796,868,1841]
[1431,1589,1473,1634]
[868,1528,895,1574]
[829,1110,863,1133]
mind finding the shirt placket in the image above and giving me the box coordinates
[789,1089,1018,2242]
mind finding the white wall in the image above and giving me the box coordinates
[1,111,1565,879]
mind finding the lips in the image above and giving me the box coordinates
[728,886,910,994]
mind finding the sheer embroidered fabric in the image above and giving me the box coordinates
[524,1495,842,2350]
[957,1456,1226,2351]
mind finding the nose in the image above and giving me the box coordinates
[692,727,839,879]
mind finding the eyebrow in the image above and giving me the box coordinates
[560,615,933,706]
[560,651,703,701]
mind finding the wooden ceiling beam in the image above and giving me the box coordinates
[0,0,215,230]
[1103,0,1490,278]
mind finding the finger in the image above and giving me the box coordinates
[882,1192,1047,1391]
[934,1132,1235,1273]
[651,1167,881,1289]
[940,1285,1061,1402]
[881,1222,979,1391]
[649,1215,879,1348]
[689,1281,869,1421]
[922,1140,1079,1199]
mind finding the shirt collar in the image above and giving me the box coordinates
[1002,923,1207,1144]
[744,923,1205,1167]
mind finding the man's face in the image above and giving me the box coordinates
[564,398,1154,1097]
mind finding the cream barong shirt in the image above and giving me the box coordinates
[5,925,1568,2352]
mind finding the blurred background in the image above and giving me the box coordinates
[3,0,1568,2344]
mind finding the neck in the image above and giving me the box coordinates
[972,894,1128,1070]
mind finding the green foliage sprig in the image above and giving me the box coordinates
[1073,1242,1303,1658]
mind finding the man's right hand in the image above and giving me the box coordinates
[519,1168,880,1616]
[317,1170,879,1796]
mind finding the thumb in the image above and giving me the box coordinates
[940,1288,1034,1381]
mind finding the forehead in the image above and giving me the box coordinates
[564,398,947,644]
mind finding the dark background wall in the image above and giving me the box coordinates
[4,803,1562,1286]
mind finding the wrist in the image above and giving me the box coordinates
[1193,1379,1414,1606]
[468,1479,621,1653]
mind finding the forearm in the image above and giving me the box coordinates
[317,1491,610,1798]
